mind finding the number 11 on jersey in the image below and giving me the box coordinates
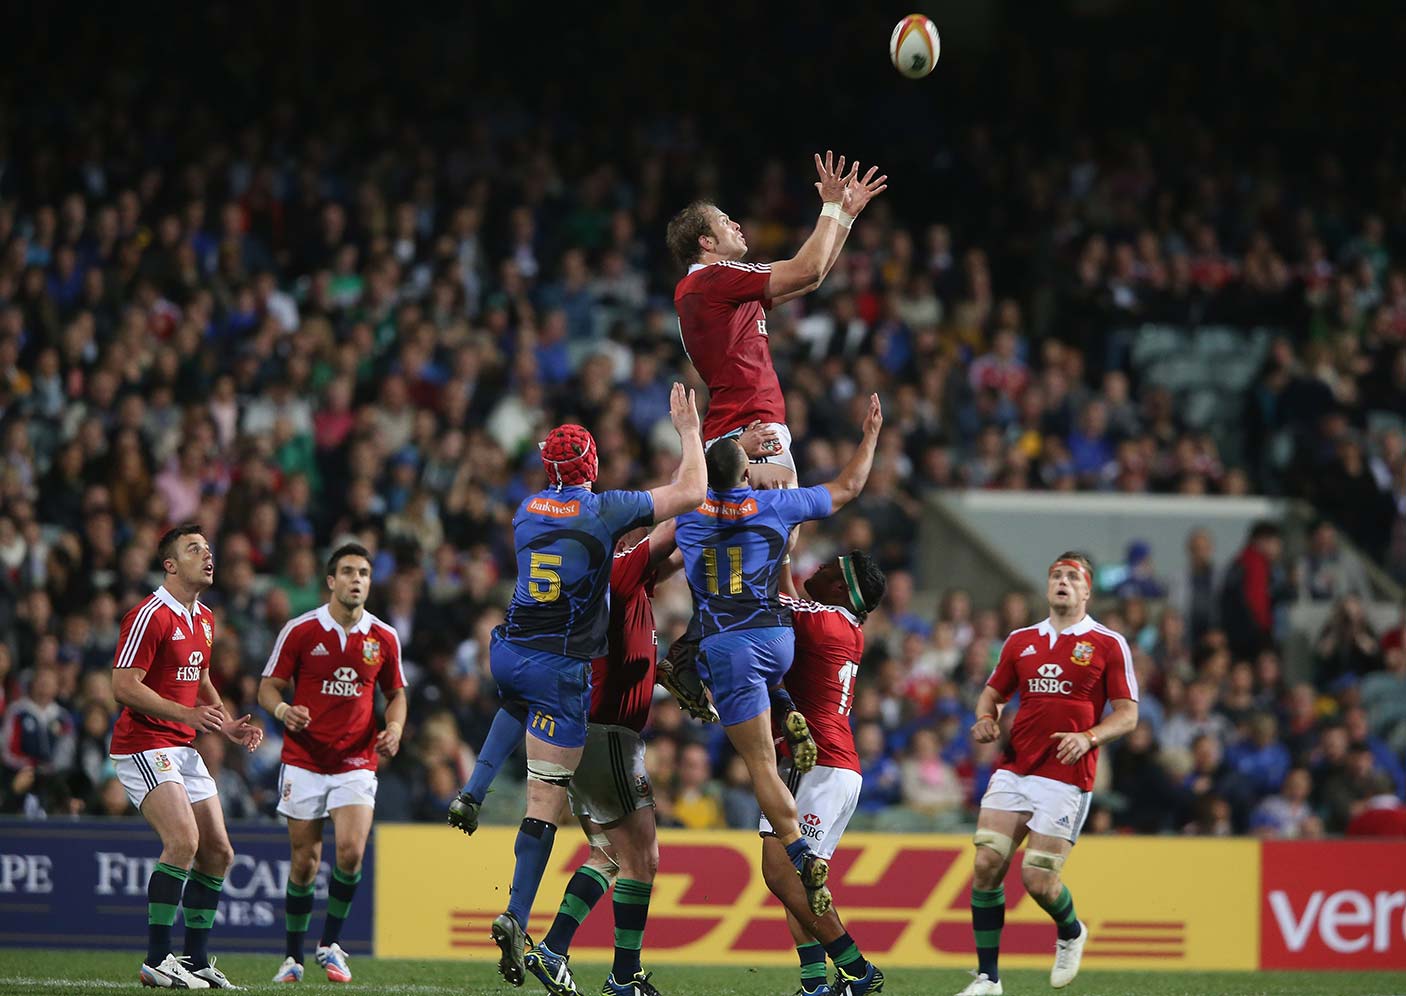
[837,660,859,715]
[702,546,743,596]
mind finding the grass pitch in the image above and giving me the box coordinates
[0,949,1395,996]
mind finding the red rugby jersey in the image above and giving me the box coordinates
[110,586,215,754]
[776,596,863,774]
[675,261,786,439]
[262,605,405,774]
[589,539,657,733]
[986,615,1138,792]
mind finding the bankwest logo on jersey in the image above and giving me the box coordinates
[1028,662,1072,694]
[321,666,362,697]
[696,497,758,519]
[526,497,581,518]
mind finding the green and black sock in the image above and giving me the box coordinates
[611,878,652,980]
[971,885,1005,982]
[146,862,188,967]
[1036,884,1081,941]
[181,869,224,969]
[285,879,316,963]
[823,930,869,980]
[544,866,610,953]
[320,867,361,948]
[797,941,828,993]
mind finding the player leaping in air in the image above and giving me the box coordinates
[955,553,1139,996]
[674,393,882,926]
[522,522,680,996]
[448,384,706,994]
[759,551,888,996]
[658,152,885,722]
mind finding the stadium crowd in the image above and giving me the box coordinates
[2,76,1406,837]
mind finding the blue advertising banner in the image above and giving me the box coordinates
[0,819,372,953]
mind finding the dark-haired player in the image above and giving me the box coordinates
[956,553,1138,996]
[666,152,886,488]
[110,524,263,989]
[674,394,881,923]
[758,552,888,996]
[449,384,706,992]
[258,542,406,984]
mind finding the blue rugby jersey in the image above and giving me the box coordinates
[502,487,655,659]
[675,485,832,639]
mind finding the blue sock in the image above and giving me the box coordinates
[785,837,812,872]
[506,818,557,932]
[770,684,798,717]
[463,706,527,802]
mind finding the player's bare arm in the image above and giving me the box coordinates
[822,393,883,511]
[648,384,707,522]
[1050,697,1138,765]
[645,519,680,575]
[257,674,312,733]
[971,684,1005,743]
[113,666,226,734]
[375,686,407,757]
[202,673,263,752]
[771,162,888,307]
[765,151,856,301]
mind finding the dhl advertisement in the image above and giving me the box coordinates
[376,828,1259,970]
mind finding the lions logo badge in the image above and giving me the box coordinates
[363,638,381,666]
[282,781,292,801]
[153,752,172,773]
[201,618,213,647]
[1072,641,1094,666]
[635,775,652,798]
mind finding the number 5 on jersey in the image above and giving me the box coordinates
[702,546,743,596]
[529,552,563,602]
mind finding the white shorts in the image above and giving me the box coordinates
[112,746,217,811]
[705,422,797,475]
[980,769,1092,843]
[759,762,862,860]
[277,763,377,821]
[570,724,653,827]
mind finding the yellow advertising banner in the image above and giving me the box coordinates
[375,826,1258,970]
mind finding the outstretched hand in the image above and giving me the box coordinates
[861,393,883,437]
[844,164,888,216]
[669,383,700,436]
[814,150,858,205]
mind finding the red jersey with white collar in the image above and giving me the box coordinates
[589,539,657,732]
[987,615,1137,791]
[776,595,863,774]
[262,605,405,774]
[111,586,216,754]
[675,261,785,439]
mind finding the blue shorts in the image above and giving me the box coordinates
[489,632,591,749]
[698,626,794,727]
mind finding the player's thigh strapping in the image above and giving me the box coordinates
[759,762,862,860]
[112,746,217,810]
[979,769,1092,843]
[697,626,795,727]
[569,723,653,826]
[277,763,378,820]
[489,631,592,749]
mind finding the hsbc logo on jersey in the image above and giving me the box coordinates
[321,666,363,698]
[177,651,203,682]
[1028,661,1073,695]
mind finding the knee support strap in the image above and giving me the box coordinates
[973,829,1015,860]
[526,759,574,787]
[1024,849,1067,873]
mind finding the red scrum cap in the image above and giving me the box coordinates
[540,424,598,488]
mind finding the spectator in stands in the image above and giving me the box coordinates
[856,722,902,813]
[672,742,725,830]
[1179,734,1256,832]
[1345,773,1406,836]
[1170,528,1222,649]
[1313,594,1382,685]
[1114,540,1167,600]
[899,728,964,816]
[0,666,75,776]
[1360,645,1406,744]
[1220,521,1291,657]
[1110,721,1178,833]
[1250,768,1323,839]
[1297,519,1369,603]
[1161,681,1232,753]
[1226,713,1292,797]
[1342,705,1405,796]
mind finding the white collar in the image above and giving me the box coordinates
[1036,614,1097,646]
[154,585,204,627]
[317,603,373,636]
[687,263,709,274]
